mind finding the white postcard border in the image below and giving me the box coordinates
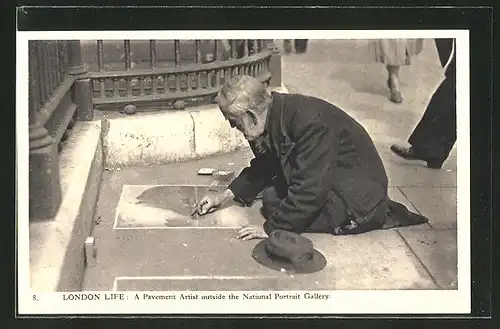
[16,30,470,315]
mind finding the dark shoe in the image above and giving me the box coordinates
[390,145,443,169]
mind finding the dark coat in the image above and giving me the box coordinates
[229,92,389,234]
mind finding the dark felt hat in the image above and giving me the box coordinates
[252,230,327,274]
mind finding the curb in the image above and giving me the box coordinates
[104,85,288,168]
[29,121,103,291]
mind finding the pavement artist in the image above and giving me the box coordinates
[193,75,428,240]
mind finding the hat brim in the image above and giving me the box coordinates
[252,240,327,274]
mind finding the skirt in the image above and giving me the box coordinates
[369,38,424,66]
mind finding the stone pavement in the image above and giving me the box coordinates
[82,39,457,292]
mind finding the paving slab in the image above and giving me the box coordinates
[398,229,458,289]
[373,142,457,188]
[83,227,437,291]
[386,162,456,188]
[302,230,437,290]
[400,187,457,229]
[105,149,253,185]
[91,150,254,233]
[115,185,196,228]
[114,184,265,229]
[388,187,432,230]
[382,148,457,188]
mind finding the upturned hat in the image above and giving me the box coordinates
[252,230,327,274]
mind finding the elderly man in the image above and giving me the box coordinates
[194,75,427,240]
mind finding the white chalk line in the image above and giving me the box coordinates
[113,184,229,230]
[112,187,127,230]
[113,226,242,230]
[112,275,278,291]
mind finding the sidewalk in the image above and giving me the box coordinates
[279,39,457,288]
[82,39,457,291]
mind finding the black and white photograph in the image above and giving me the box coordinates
[17,29,470,315]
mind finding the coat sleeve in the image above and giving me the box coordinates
[263,120,338,234]
[228,149,278,206]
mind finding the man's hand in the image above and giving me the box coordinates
[192,189,234,216]
[235,225,268,241]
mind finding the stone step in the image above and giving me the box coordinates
[29,121,103,291]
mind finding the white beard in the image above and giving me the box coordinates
[249,134,269,156]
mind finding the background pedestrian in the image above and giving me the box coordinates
[369,38,424,103]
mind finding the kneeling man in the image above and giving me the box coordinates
[194,75,427,240]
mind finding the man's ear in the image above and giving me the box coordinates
[246,110,258,125]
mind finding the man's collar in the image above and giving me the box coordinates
[263,92,276,136]
[257,92,277,151]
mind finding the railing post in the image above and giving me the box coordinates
[68,40,94,121]
[72,78,94,121]
[267,41,282,88]
[29,41,61,220]
[67,40,86,75]
[29,125,62,220]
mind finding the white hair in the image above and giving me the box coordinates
[217,75,271,115]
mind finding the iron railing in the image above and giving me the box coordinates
[29,41,76,151]
[28,40,93,220]
[28,39,281,220]
[83,39,279,110]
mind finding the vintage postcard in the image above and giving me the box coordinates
[17,30,470,315]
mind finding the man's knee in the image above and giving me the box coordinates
[261,182,288,218]
[262,186,282,210]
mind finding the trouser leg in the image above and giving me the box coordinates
[408,38,456,163]
[260,179,346,234]
[408,70,456,163]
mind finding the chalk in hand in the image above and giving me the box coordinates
[190,207,199,218]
